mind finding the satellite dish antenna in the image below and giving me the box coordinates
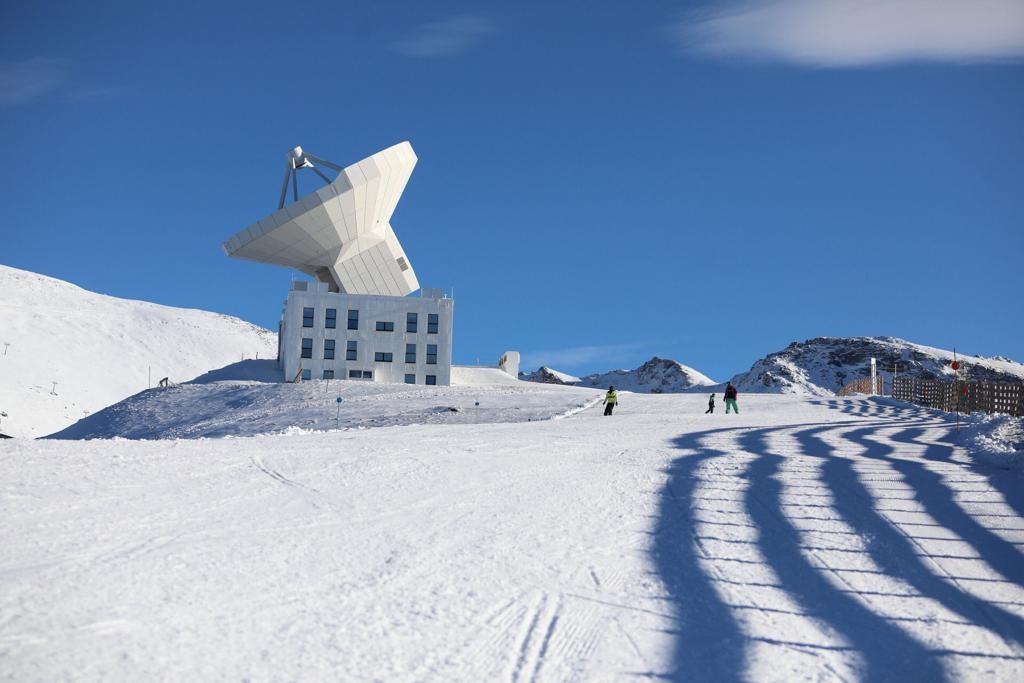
[223,141,420,297]
[280,146,335,208]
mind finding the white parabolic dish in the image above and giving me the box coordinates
[223,141,420,297]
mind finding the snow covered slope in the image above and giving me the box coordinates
[5,394,1023,680]
[728,336,1024,397]
[0,265,277,438]
[48,362,601,440]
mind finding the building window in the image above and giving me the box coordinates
[348,369,361,379]
[405,373,416,384]
[323,370,334,380]
[374,352,393,362]
[301,369,311,381]
[426,374,437,385]
[325,308,337,329]
[324,339,335,360]
[375,321,395,332]
[302,307,314,328]
[405,343,416,364]
[347,309,359,330]
[426,344,438,365]
[406,312,418,333]
[428,313,439,334]
[346,340,357,361]
[301,338,313,359]
[362,370,373,379]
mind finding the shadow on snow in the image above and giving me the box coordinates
[653,398,1023,681]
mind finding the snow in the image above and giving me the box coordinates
[451,365,524,386]
[542,367,582,384]
[0,265,277,438]
[47,362,601,440]
[4,393,1023,680]
[961,413,1024,469]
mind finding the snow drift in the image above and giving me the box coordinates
[48,363,601,440]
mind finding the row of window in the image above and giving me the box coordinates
[301,338,437,363]
[298,368,437,384]
[303,307,440,334]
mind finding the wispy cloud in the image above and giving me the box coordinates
[671,0,1024,67]
[0,58,67,107]
[519,343,653,374]
[391,13,493,58]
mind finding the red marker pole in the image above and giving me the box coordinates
[952,351,961,434]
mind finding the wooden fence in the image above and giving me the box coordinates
[838,376,885,397]
[891,376,1024,417]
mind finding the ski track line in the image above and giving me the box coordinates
[508,592,579,683]
[249,452,341,516]
[443,594,531,681]
[508,593,546,683]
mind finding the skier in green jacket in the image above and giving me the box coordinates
[724,382,739,414]
[603,386,619,416]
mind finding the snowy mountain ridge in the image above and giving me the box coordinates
[0,264,277,438]
[521,357,717,393]
[518,366,582,385]
[521,337,1024,398]
[727,336,1024,396]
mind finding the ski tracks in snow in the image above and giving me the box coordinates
[3,394,1023,681]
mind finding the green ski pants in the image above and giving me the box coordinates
[725,398,739,414]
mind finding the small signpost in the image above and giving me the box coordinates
[335,396,344,430]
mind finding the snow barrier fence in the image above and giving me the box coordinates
[892,376,1024,417]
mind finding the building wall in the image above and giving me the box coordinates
[498,351,520,378]
[280,282,454,386]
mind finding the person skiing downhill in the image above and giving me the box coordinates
[705,393,715,414]
[724,382,739,414]
[603,386,619,416]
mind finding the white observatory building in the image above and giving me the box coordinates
[223,141,454,385]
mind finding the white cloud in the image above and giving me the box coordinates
[672,0,1024,67]
[391,14,492,58]
[0,58,66,107]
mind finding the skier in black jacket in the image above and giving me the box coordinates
[705,393,715,414]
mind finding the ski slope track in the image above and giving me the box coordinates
[2,394,1023,681]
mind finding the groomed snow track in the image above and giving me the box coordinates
[2,394,1022,681]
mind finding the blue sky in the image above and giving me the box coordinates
[2,1,1022,380]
